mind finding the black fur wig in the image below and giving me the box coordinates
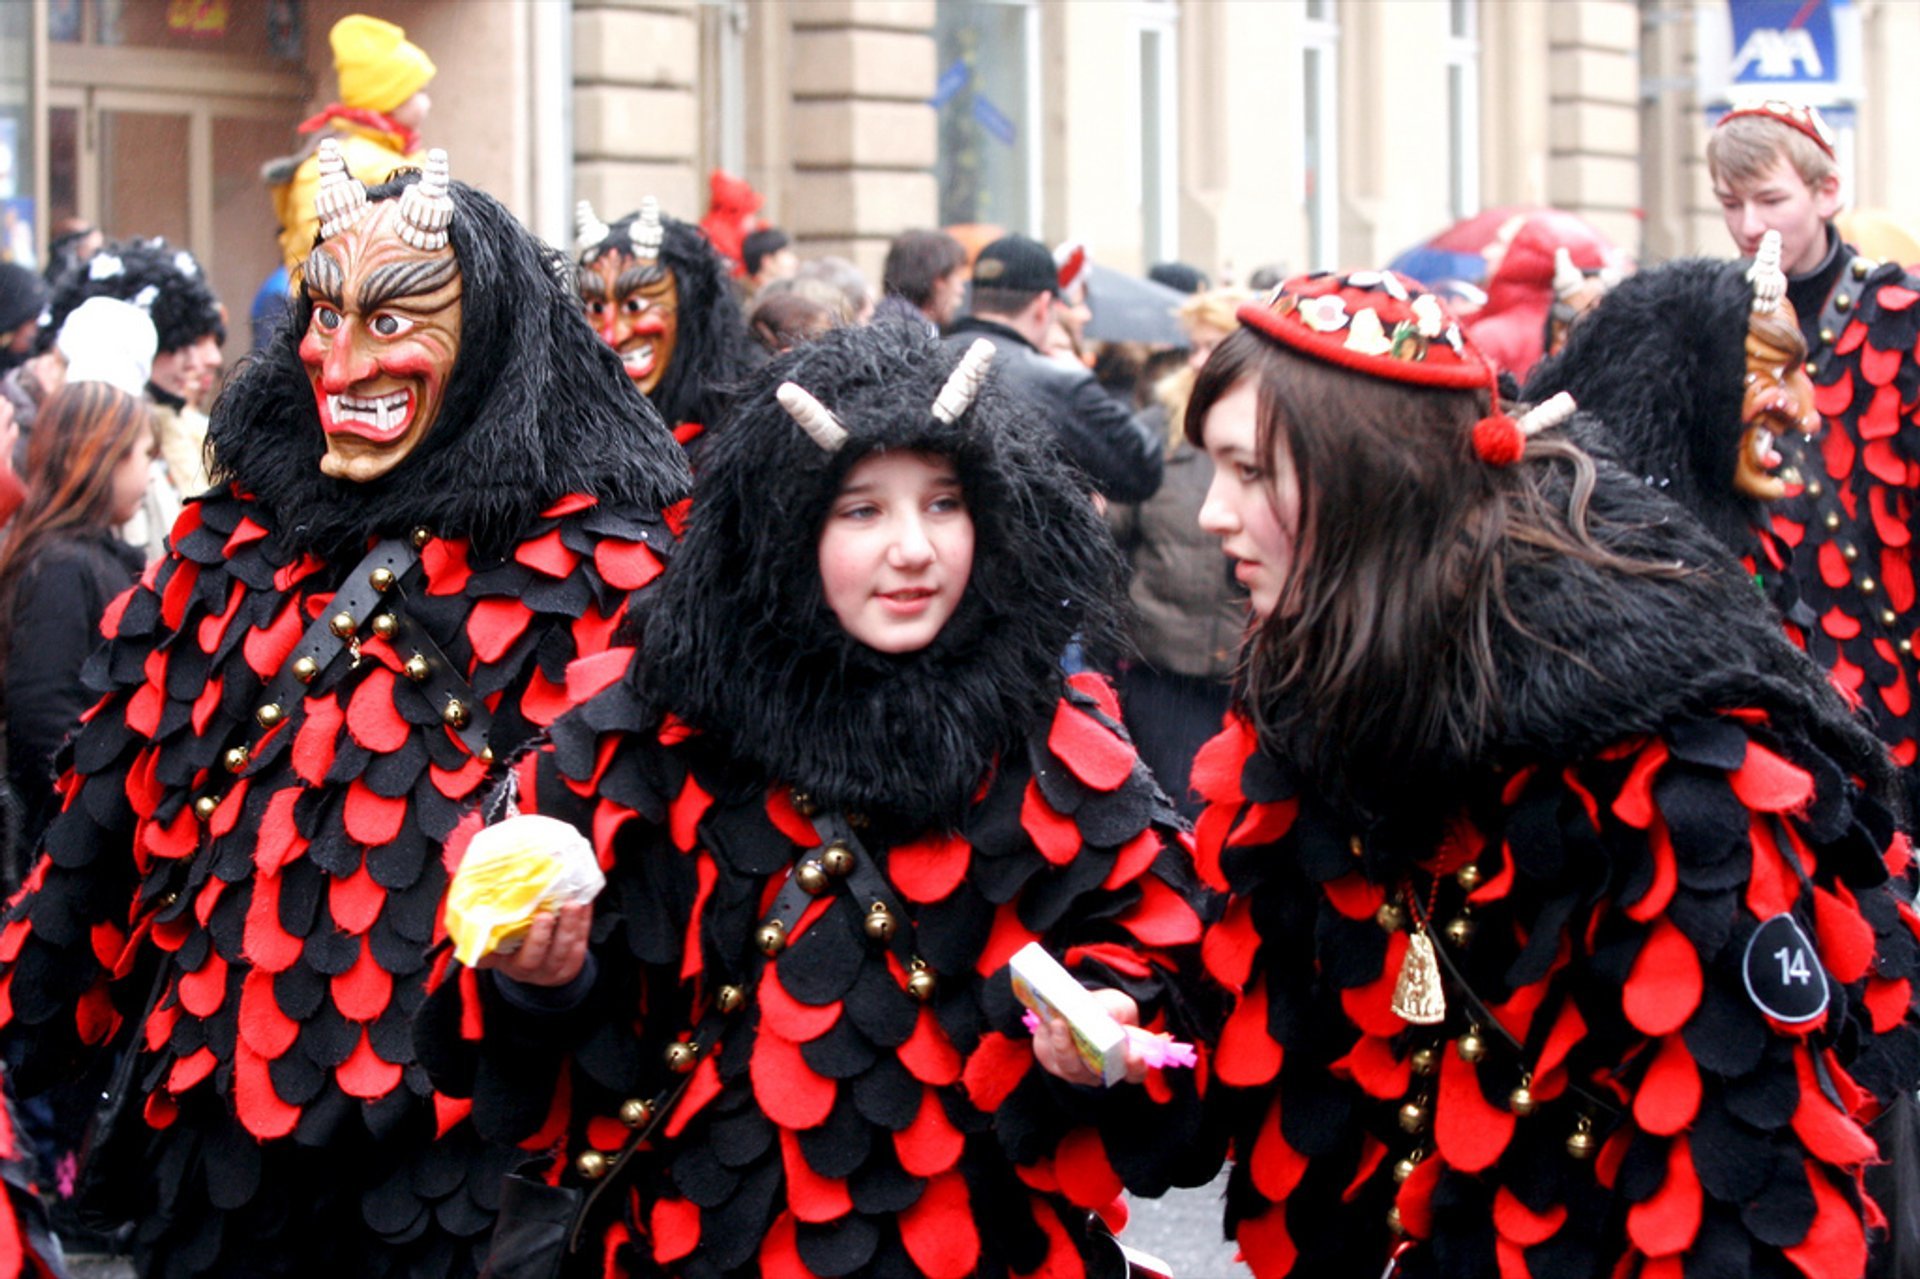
[579,212,750,431]
[639,320,1130,827]
[45,237,225,355]
[1524,259,1759,553]
[207,172,691,560]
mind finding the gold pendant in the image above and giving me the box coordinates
[1391,929,1447,1025]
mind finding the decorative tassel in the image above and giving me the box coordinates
[931,339,995,424]
[776,382,848,452]
[1472,391,1577,467]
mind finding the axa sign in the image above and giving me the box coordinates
[1728,0,1843,90]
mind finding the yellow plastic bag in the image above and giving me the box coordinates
[444,813,603,967]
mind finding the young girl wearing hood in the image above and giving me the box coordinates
[1187,271,1919,1277]
[418,322,1218,1278]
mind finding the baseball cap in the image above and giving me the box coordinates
[972,235,1063,297]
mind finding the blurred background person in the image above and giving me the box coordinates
[747,287,839,356]
[795,254,874,325]
[740,227,797,302]
[1107,286,1249,816]
[0,266,46,377]
[875,227,969,334]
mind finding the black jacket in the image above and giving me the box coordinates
[945,315,1164,502]
[3,530,143,842]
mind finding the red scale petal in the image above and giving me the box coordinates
[467,597,532,665]
[564,648,630,707]
[895,1086,966,1175]
[959,1031,1033,1113]
[335,1029,404,1099]
[255,788,308,876]
[1821,606,1863,640]
[1203,897,1261,991]
[976,903,1039,979]
[668,774,712,852]
[421,538,471,596]
[1625,818,1678,923]
[167,1046,217,1093]
[1394,1152,1441,1239]
[1048,700,1136,791]
[1867,438,1907,485]
[343,779,406,847]
[195,581,246,655]
[898,1005,962,1086]
[1632,1034,1701,1136]
[749,1028,836,1129]
[238,966,298,1058]
[513,527,578,578]
[758,963,841,1041]
[1623,918,1702,1036]
[1117,876,1202,946]
[125,650,167,738]
[1217,977,1283,1087]
[1054,1126,1122,1208]
[900,1170,980,1279]
[649,1197,701,1265]
[329,861,385,935]
[1248,1092,1307,1202]
[1020,780,1081,866]
[1233,1204,1297,1278]
[663,1054,724,1140]
[1860,343,1904,391]
[1435,1043,1515,1173]
[1812,884,1876,984]
[595,539,665,591]
[346,668,409,753]
[233,1034,302,1141]
[1190,722,1251,804]
[223,513,268,553]
[1748,819,1803,919]
[1101,829,1163,891]
[1610,739,1669,829]
[1864,976,1912,1034]
[1324,872,1386,922]
[541,493,596,517]
[1872,486,1911,550]
[177,950,229,1018]
[429,755,489,802]
[242,874,302,974]
[1331,1033,1411,1100]
[1790,1045,1878,1166]
[518,666,574,728]
[242,596,304,680]
[160,558,199,630]
[1880,282,1920,310]
[1625,1137,1702,1257]
[1493,1186,1566,1246]
[1340,930,1408,1038]
[779,1127,852,1223]
[891,831,972,903]
[292,694,344,787]
[1785,1163,1869,1279]
[1732,740,1814,812]
[1883,546,1916,611]
[330,938,393,1022]
[191,674,226,737]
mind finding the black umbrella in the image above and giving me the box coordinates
[1081,263,1188,347]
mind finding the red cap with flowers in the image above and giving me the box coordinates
[1714,98,1837,162]
[1238,270,1577,466]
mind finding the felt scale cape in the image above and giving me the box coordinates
[417,322,1224,1279]
[1197,447,1920,1279]
[0,172,690,1277]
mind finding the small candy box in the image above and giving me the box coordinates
[443,813,604,967]
[1008,941,1129,1087]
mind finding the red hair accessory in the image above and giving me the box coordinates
[1055,241,1089,294]
[1472,392,1579,467]
[1715,99,1837,162]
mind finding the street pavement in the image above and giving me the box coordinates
[1124,1173,1250,1279]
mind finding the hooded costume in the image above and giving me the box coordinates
[0,151,690,1276]
[417,322,1219,1278]
[1462,211,1625,383]
[574,199,750,449]
[1202,273,1919,1278]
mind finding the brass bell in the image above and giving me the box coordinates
[411,525,432,548]
[1393,1152,1422,1184]
[1374,901,1406,933]
[1409,1046,1439,1077]
[821,843,854,877]
[1842,544,1860,563]
[1443,915,1475,948]
[1348,835,1364,858]
[1824,511,1843,530]
[1883,609,1899,627]
[1454,863,1482,892]
[292,655,319,684]
[1509,1084,1536,1116]
[715,984,745,1014]
[224,746,249,774]
[1861,577,1879,595]
[1836,293,1853,312]
[756,919,787,955]
[1854,258,1872,279]
[1807,481,1823,497]
[1780,467,1802,486]
[864,902,897,942]
[371,613,398,639]
[1819,328,1836,346]
[1804,360,1819,377]
[369,566,396,592]
[618,1098,654,1128]
[443,698,470,729]
[664,1041,698,1073]
[404,654,430,682]
[1456,1028,1487,1063]
[1397,1099,1429,1134]
[1387,1206,1404,1235]
[790,791,817,817]
[256,702,284,728]
[1566,1117,1596,1160]
[330,611,357,638]
[906,964,937,1003]
[480,746,494,764]
[193,795,219,822]
[1902,639,1914,656]
[794,861,830,896]
[575,1150,609,1179]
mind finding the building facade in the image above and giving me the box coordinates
[13,0,1918,345]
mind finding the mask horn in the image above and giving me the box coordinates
[776,382,848,453]
[397,149,454,252]
[1748,229,1786,315]
[931,338,995,424]
[313,139,370,241]
[633,197,664,262]
[576,199,611,251]
[1552,248,1584,301]
[1517,391,1578,438]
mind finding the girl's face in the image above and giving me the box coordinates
[1198,375,1300,620]
[109,430,155,525]
[818,450,974,653]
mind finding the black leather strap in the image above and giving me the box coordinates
[814,812,920,972]
[1808,248,1875,381]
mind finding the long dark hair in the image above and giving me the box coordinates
[0,382,152,657]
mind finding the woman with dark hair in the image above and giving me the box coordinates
[1187,271,1919,1278]
[418,324,1218,1278]
[0,381,153,844]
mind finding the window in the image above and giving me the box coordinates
[699,0,748,182]
[935,0,1040,233]
[1302,0,1339,270]
[1446,0,1480,221]
[1137,2,1179,263]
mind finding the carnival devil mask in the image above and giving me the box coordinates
[1735,231,1817,502]
[299,141,462,484]
[576,198,678,395]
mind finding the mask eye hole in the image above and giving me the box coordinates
[314,305,342,332]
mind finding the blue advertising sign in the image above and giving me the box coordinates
[1728,0,1840,89]
[931,58,970,111]
[971,95,1017,148]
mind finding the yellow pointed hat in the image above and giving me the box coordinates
[330,14,436,115]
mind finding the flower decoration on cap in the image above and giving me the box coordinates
[1716,98,1837,162]
[1748,229,1787,315]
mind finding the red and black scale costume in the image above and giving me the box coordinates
[418,322,1223,1279]
[1196,435,1920,1278]
[0,172,691,1277]
[1775,228,1920,796]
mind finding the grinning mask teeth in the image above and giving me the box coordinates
[299,158,463,483]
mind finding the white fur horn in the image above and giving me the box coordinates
[931,338,995,424]
[1517,391,1578,438]
[1552,248,1584,301]
[397,149,454,252]
[776,382,848,452]
[633,196,664,262]
[575,199,611,251]
[313,139,370,241]
[1748,229,1786,315]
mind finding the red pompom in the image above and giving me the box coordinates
[1472,414,1526,466]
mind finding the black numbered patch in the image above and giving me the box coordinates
[1742,914,1830,1024]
